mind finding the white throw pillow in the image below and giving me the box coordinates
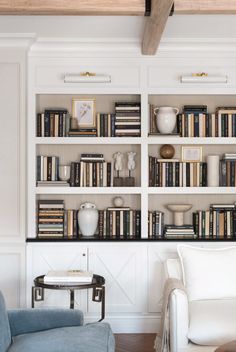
[178,245,236,301]
[188,299,236,345]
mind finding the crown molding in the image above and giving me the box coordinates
[0,33,36,48]
[27,37,236,57]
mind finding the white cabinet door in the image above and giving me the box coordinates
[27,244,87,310]
[88,244,146,313]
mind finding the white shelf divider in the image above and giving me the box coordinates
[148,137,236,145]
[148,187,236,194]
[36,187,142,195]
[35,137,142,145]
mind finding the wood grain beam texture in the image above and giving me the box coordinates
[174,0,236,14]
[0,0,145,15]
[142,0,174,55]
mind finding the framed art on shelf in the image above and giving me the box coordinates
[182,146,203,162]
[72,98,96,129]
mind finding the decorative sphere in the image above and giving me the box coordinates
[113,197,124,207]
[160,144,175,159]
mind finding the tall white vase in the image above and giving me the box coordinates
[78,203,98,237]
[154,106,179,134]
[207,155,220,187]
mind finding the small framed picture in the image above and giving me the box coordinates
[72,98,96,129]
[182,146,203,162]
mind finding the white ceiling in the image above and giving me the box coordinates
[0,15,236,40]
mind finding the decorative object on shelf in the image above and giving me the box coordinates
[180,73,227,84]
[59,165,71,182]
[64,72,111,83]
[159,144,175,159]
[113,151,124,187]
[207,155,220,187]
[113,196,124,208]
[78,202,98,238]
[125,151,136,186]
[72,98,96,129]
[154,106,179,134]
[182,146,203,162]
[166,204,192,226]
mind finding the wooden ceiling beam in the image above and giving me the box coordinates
[174,0,236,14]
[0,0,146,15]
[142,0,174,55]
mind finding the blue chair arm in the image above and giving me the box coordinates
[8,309,84,336]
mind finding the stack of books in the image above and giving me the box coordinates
[70,154,113,187]
[115,102,141,137]
[36,109,69,137]
[96,113,116,137]
[37,155,59,181]
[98,207,141,239]
[220,153,236,186]
[37,200,65,238]
[148,211,164,238]
[193,203,236,239]
[64,209,78,238]
[149,157,207,187]
[44,270,93,284]
[164,225,196,239]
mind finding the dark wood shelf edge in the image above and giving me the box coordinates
[26,238,236,243]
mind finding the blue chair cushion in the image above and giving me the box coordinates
[0,292,11,352]
[8,322,115,352]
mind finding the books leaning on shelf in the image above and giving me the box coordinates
[148,211,164,239]
[37,200,65,238]
[70,154,114,187]
[37,109,70,137]
[115,102,141,137]
[149,156,207,187]
[37,156,59,182]
[164,225,197,239]
[98,207,141,239]
[65,209,79,239]
[97,113,116,137]
[193,203,236,239]
[177,106,236,137]
[220,154,236,186]
[44,270,93,284]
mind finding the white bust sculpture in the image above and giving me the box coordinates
[127,152,136,172]
[113,152,124,177]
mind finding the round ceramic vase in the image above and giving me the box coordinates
[154,106,179,134]
[78,203,98,237]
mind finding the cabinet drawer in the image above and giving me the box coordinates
[148,58,234,90]
[35,64,140,89]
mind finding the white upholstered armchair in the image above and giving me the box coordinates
[164,246,236,352]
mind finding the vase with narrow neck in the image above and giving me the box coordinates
[78,203,98,237]
[166,204,192,226]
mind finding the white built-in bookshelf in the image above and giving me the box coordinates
[27,64,236,242]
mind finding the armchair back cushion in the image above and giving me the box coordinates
[0,291,11,352]
[178,245,236,301]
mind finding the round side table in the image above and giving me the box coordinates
[32,274,105,321]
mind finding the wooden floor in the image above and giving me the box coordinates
[115,334,156,352]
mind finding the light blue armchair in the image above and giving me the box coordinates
[0,291,115,352]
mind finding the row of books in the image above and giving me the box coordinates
[70,154,113,187]
[148,211,164,238]
[164,225,196,239]
[149,157,207,187]
[220,154,236,186]
[36,109,70,137]
[37,156,59,181]
[96,113,116,137]
[98,208,141,239]
[115,102,141,137]
[177,111,236,137]
[193,203,236,239]
[37,200,64,238]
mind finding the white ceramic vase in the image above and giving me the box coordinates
[59,165,71,181]
[207,155,220,187]
[154,106,179,134]
[166,204,192,226]
[78,203,98,237]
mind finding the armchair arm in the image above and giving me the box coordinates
[8,309,84,336]
[169,289,189,352]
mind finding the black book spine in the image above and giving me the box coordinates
[47,157,52,181]
[44,112,50,137]
[116,211,120,238]
[70,162,76,187]
[186,163,190,187]
[37,113,42,137]
[75,162,80,187]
